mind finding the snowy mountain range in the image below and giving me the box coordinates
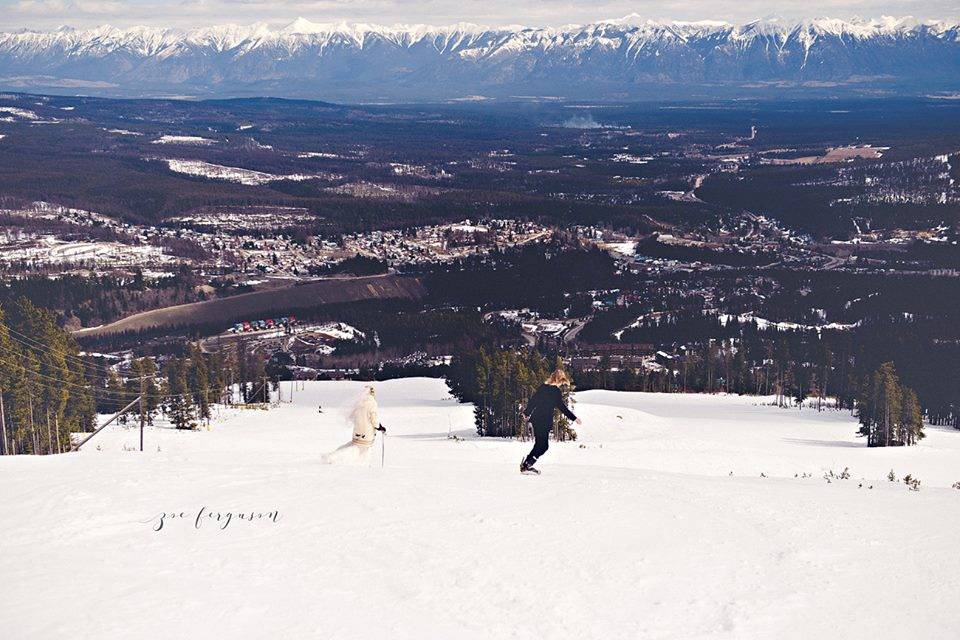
[1,16,958,100]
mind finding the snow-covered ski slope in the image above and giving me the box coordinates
[2,378,960,639]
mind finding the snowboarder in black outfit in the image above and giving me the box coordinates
[520,369,581,475]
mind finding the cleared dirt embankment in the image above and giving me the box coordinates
[73,274,426,339]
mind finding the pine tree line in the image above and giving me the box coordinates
[102,342,266,432]
[573,341,927,447]
[601,310,960,428]
[573,337,847,410]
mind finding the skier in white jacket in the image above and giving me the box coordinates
[322,386,386,465]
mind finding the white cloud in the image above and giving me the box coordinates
[1,0,958,30]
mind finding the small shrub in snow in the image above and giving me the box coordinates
[952,482,960,490]
[839,467,850,480]
[903,474,921,491]
[887,469,897,482]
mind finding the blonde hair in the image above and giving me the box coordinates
[546,369,570,387]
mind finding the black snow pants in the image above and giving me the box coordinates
[524,418,551,465]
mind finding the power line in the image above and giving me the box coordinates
[0,340,140,394]
[1,324,142,378]
[0,353,196,400]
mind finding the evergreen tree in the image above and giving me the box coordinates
[187,345,211,424]
[899,387,925,446]
[165,357,196,430]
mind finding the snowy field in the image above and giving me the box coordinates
[2,378,960,639]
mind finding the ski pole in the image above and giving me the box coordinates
[377,423,386,468]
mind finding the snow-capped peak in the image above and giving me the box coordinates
[281,17,329,35]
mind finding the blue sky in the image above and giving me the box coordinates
[2,0,957,30]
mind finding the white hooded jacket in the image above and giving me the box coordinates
[349,387,379,447]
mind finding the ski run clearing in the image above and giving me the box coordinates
[2,378,960,639]
[163,158,336,185]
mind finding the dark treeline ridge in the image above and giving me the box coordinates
[423,241,620,313]
[0,270,205,329]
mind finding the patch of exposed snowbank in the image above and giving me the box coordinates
[719,312,860,332]
[152,134,216,145]
[0,106,38,120]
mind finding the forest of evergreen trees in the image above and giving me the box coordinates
[0,269,205,329]
[856,362,924,447]
[0,299,95,454]
[89,340,277,434]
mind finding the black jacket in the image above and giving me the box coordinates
[524,384,577,425]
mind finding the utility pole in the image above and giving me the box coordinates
[139,374,147,452]
[0,386,7,455]
[28,392,36,454]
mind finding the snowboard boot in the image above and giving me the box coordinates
[520,456,541,475]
